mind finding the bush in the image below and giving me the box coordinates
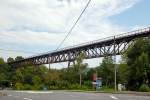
[24,84,32,90]
[15,83,24,90]
[32,84,44,90]
[69,84,81,89]
[83,81,92,87]
[99,86,114,92]
[139,84,150,92]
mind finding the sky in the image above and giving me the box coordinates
[0,0,150,68]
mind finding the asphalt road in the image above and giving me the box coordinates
[0,90,150,100]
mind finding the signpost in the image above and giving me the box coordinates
[92,73,102,90]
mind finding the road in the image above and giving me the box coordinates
[0,90,150,100]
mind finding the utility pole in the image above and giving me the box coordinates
[49,64,50,71]
[80,73,82,87]
[114,36,117,92]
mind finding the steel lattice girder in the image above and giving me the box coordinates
[9,27,150,67]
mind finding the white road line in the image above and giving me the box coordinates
[110,95,118,99]
[14,91,53,94]
[7,94,32,100]
[27,91,53,94]
[14,96,19,98]
[23,98,32,100]
[69,95,80,97]
[13,95,19,98]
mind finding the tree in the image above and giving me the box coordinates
[97,57,114,87]
[73,53,87,87]
[0,57,12,87]
[0,57,5,65]
[44,69,60,86]
[15,56,24,61]
[12,65,50,90]
[7,57,14,63]
[118,63,128,86]
[32,75,42,90]
[125,38,150,90]
[14,68,24,83]
[85,68,96,81]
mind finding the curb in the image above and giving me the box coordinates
[112,91,150,96]
[61,90,150,96]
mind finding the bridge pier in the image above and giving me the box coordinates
[34,64,39,72]
[68,61,75,68]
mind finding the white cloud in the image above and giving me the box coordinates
[0,0,140,62]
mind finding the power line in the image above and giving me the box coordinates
[1,0,92,68]
[55,0,92,50]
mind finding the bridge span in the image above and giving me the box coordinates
[9,27,150,67]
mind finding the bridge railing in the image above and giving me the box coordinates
[59,27,150,51]
[115,27,150,39]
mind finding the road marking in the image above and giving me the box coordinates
[27,91,53,94]
[7,94,32,100]
[110,95,118,99]
[14,95,19,98]
[14,91,53,94]
[24,98,32,100]
[69,95,80,97]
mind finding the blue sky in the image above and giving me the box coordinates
[110,0,150,27]
[0,0,149,68]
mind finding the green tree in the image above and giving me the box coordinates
[15,82,24,90]
[97,57,114,87]
[118,63,128,86]
[15,56,24,61]
[125,38,150,90]
[0,57,5,64]
[7,57,14,63]
[12,65,48,90]
[0,57,12,87]
[32,75,42,90]
[74,53,87,87]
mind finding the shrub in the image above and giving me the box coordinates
[99,86,114,92]
[83,81,92,87]
[15,83,24,90]
[69,84,81,89]
[32,84,44,90]
[139,84,150,92]
[24,84,32,90]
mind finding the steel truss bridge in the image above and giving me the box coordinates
[9,27,150,67]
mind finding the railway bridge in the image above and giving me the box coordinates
[9,27,150,68]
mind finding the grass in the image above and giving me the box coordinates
[61,87,115,93]
[96,86,114,93]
